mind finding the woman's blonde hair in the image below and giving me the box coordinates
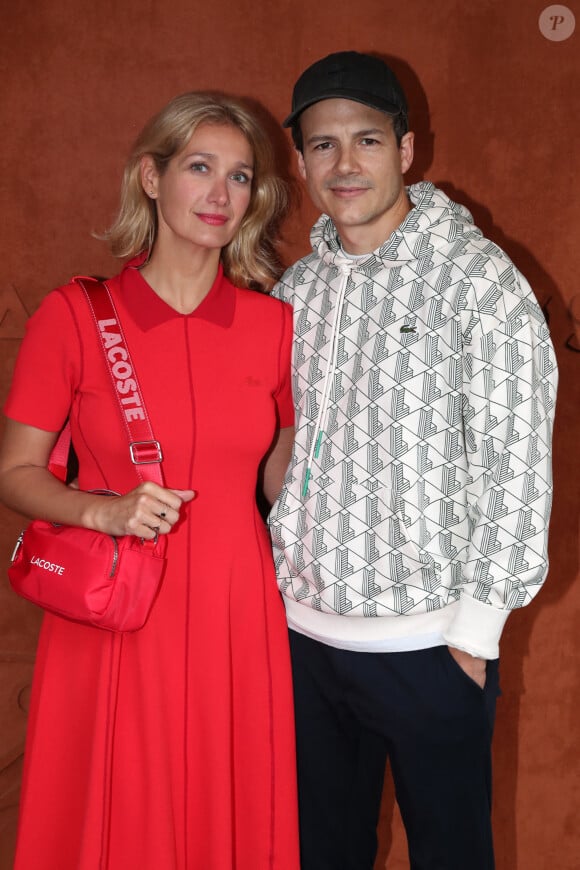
[103,92,288,291]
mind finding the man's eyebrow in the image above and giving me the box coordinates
[305,127,386,145]
[304,134,337,145]
[354,128,386,137]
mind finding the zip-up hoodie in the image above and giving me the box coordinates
[269,182,557,660]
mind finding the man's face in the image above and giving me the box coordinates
[296,98,414,255]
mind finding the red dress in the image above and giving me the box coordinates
[5,262,300,870]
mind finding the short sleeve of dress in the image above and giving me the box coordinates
[273,301,294,430]
[4,288,81,432]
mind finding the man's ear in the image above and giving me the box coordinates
[296,149,307,182]
[399,132,414,175]
[140,155,159,198]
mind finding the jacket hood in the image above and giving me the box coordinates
[310,181,481,268]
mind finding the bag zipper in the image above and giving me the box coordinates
[89,491,121,579]
[11,532,24,564]
[109,536,119,578]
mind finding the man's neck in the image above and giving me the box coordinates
[337,192,413,256]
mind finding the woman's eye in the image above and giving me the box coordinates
[190,162,208,172]
[231,172,252,184]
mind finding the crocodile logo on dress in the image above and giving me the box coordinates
[400,325,417,333]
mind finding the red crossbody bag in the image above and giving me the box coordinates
[8,277,168,632]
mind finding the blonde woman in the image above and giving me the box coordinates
[0,92,299,869]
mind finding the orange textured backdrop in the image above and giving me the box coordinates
[1,2,578,868]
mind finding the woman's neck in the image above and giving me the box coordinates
[139,244,222,314]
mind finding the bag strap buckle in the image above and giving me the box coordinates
[129,441,163,465]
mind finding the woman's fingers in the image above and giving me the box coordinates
[151,490,196,530]
[171,489,196,502]
[95,483,194,537]
[125,491,176,534]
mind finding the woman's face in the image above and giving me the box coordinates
[143,122,254,254]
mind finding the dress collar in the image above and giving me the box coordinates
[118,254,236,332]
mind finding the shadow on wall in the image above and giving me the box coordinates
[377,53,435,185]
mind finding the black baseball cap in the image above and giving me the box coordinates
[283,51,408,128]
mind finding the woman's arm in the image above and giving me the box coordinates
[0,419,194,539]
[260,425,295,510]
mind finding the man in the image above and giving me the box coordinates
[269,51,557,870]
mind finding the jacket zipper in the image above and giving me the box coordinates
[302,262,352,496]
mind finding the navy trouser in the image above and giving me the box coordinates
[289,630,500,870]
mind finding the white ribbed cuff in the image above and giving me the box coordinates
[442,595,510,660]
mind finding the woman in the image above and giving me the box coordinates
[0,92,299,869]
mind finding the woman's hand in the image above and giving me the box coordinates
[84,483,195,539]
[0,420,195,538]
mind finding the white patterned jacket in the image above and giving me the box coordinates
[269,182,557,660]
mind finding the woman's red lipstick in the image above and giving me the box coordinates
[197,213,228,225]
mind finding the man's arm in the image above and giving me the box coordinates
[444,267,557,661]
[260,426,295,510]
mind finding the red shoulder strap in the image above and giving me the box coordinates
[47,277,165,487]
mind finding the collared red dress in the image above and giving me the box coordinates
[5,260,300,869]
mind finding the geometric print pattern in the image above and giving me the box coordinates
[269,183,557,621]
